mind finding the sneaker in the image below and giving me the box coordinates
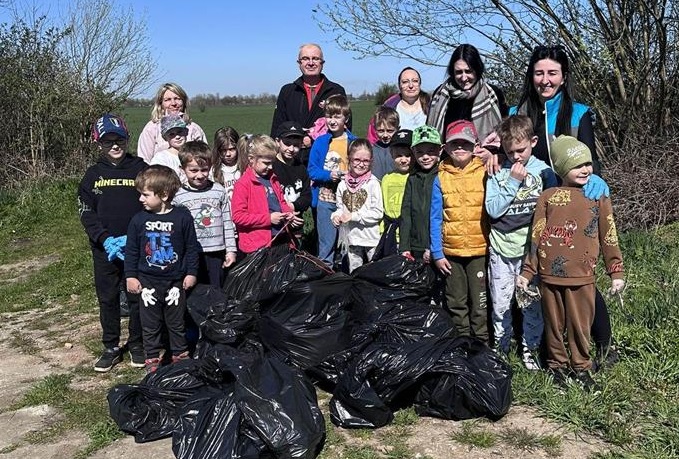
[171,351,190,364]
[145,357,161,374]
[128,344,146,368]
[548,367,573,389]
[573,370,602,393]
[94,347,122,373]
[522,348,542,371]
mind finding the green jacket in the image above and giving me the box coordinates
[399,165,438,254]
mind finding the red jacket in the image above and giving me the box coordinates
[231,167,292,253]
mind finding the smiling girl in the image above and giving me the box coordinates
[331,139,384,273]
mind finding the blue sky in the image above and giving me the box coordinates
[1,0,449,98]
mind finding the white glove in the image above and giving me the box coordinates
[165,286,181,306]
[609,279,625,295]
[141,288,157,307]
[516,275,530,292]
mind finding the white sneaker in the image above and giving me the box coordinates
[522,349,541,371]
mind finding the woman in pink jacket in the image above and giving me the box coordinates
[137,82,207,163]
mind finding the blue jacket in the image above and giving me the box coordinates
[307,130,357,207]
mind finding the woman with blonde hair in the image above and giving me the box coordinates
[137,82,207,163]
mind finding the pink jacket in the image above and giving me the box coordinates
[231,167,292,253]
[137,120,207,163]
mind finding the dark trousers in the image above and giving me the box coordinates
[443,255,489,343]
[198,250,225,288]
[136,276,187,359]
[92,247,142,349]
[592,289,613,347]
[541,282,595,371]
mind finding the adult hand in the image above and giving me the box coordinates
[475,147,500,175]
[223,252,237,268]
[288,212,304,228]
[509,162,527,182]
[183,275,197,290]
[423,249,432,264]
[609,279,625,295]
[339,212,352,224]
[583,174,610,200]
[331,213,341,227]
[401,251,414,261]
[434,257,452,276]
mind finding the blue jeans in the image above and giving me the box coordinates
[316,200,338,267]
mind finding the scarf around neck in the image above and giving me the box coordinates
[344,171,372,193]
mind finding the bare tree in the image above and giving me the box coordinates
[316,0,679,154]
[60,0,158,100]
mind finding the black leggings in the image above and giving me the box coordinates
[592,288,612,347]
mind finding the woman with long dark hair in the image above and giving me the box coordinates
[512,45,617,371]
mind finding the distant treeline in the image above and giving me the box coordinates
[124,91,376,109]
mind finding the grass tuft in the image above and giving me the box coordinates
[450,420,497,448]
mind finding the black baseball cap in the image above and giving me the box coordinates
[276,121,305,138]
[390,129,413,147]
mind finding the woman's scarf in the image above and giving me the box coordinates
[344,171,372,193]
[427,78,503,141]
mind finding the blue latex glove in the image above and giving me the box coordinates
[103,236,117,261]
[113,235,127,261]
[583,174,610,200]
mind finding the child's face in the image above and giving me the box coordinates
[183,159,210,189]
[503,136,537,165]
[138,187,167,213]
[563,163,593,187]
[276,137,303,162]
[390,145,412,173]
[348,146,372,177]
[98,133,127,163]
[325,113,347,135]
[250,155,274,177]
[444,139,475,167]
[413,143,441,170]
[220,142,238,167]
[164,127,188,150]
[375,122,397,144]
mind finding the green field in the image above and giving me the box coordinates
[122,100,376,153]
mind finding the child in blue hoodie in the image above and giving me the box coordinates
[485,115,558,369]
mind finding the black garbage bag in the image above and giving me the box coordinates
[223,245,329,303]
[186,284,258,344]
[172,355,325,459]
[414,336,513,420]
[108,359,209,443]
[259,274,354,370]
[329,336,512,428]
[351,256,436,306]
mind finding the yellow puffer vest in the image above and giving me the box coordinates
[438,157,489,257]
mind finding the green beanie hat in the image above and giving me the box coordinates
[551,135,592,177]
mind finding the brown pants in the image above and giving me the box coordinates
[541,283,595,371]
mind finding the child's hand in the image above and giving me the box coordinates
[126,277,142,294]
[509,162,527,181]
[516,275,530,292]
[183,275,197,290]
[434,257,452,275]
[224,252,237,268]
[339,212,352,224]
[271,212,286,225]
[289,212,304,228]
[401,251,414,261]
[423,249,432,264]
[331,170,343,182]
[609,279,625,295]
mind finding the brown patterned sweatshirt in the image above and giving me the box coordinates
[521,187,624,286]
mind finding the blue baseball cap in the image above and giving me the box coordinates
[93,114,129,140]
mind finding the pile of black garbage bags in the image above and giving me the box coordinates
[108,245,512,458]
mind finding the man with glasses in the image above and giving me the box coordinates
[271,43,350,166]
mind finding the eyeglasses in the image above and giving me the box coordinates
[99,139,127,149]
[298,56,324,63]
[281,138,303,148]
[400,79,421,86]
[351,158,372,165]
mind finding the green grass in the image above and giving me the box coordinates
[451,420,497,448]
[121,100,377,153]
